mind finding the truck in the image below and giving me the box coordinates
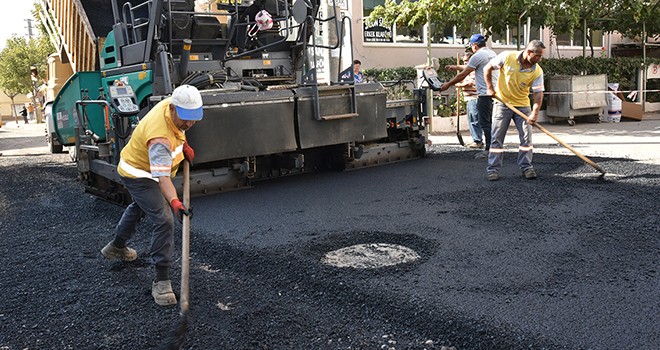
[40,0,429,204]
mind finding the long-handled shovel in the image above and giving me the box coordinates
[455,53,465,146]
[160,160,192,349]
[493,95,606,177]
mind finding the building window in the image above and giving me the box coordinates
[490,22,543,47]
[430,24,453,44]
[529,25,541,41]
[363,0,423,44]
[574,30,585,46]
[554,29,605,47]
[491,30,509,45]
[555,31,572,46]
[590,30,603,47]
[455,24,481,46]
[428,24,479,45]
[396,25,423,43]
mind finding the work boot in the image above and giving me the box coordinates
[487,172,500,181]
[152,280,177,306]
[101,241,137,261]
[523,168,537,179]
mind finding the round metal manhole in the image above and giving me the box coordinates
[321,243,420,269]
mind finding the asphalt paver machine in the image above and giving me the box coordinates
[47,0,428,204]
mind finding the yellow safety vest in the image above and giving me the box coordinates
[118,98,185,180]
[496,51,543,107]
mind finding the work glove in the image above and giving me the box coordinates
[170,198,193,223]
[182,141,195,166]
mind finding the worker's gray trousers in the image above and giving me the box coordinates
[114,176,174,269]
[486,103,533,174]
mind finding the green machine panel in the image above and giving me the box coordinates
[100,70,153,110]
[51,72,105,146]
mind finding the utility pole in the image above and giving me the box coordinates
[26,19,35,40]
[30,66,44,123]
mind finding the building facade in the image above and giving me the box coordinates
[348,0,637,70]
[0,93,32,124]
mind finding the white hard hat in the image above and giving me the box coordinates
[171,85,203,121]
[255,10,273,31]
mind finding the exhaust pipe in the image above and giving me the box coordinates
[178,39,192,83]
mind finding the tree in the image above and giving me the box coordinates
[0,1,55,123]
[539,0,616,57]
[367,0,475,30]
[368,0,549,38]
[0,35,54,122]
[470,0,548,39]
[603,0,660,39]
[369,0,659,55]
[1,89,21,123]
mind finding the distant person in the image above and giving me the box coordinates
[447,51,482,148]
[27,103,35,122]
[440,34,497,158]
[342,59,364,83]
[484,40,545,181]
[20,106,28,124]
[101,85,203,306]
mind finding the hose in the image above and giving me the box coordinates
[180,69,265,91]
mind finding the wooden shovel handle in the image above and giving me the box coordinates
[492,95,606,175]
[181,160,191,312]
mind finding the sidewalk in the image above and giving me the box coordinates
[0,121,49,156]
[430,114,660,165]
[2,117,659,164]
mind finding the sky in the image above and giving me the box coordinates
[0,0,37,51]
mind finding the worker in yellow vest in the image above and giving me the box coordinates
[484,40,545,181]
[101,84,203,306]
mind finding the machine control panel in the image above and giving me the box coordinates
[108,84,139,115]
[422,67,443,91]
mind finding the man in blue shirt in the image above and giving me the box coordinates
[441,34,497,157]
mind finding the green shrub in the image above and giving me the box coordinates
[542,57,640,92]
[363,66,416,82]
[363,58,457,82]
[363,58,460,105]
[365,57,660,103]
[540,57,660,103]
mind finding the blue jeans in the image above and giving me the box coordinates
[114,176,174,268]
[466,99,482,143]
[476,96,493,150]
[487,103,533,173]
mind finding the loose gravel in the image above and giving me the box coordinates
[1,125,658,350]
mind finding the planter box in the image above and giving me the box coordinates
[645,102,660,112]
[431,115,469,134]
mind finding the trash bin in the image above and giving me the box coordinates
[546,74,608,126]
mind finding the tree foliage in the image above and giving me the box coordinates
[543,0,659,40]
[367,0,475,30]
[0,36,54,96]
[603,0,660,39]
[0,3,55,98]
[368,0,660,42]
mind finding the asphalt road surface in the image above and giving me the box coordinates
[0,121,658,349]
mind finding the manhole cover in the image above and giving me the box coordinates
[321,243,420,269]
